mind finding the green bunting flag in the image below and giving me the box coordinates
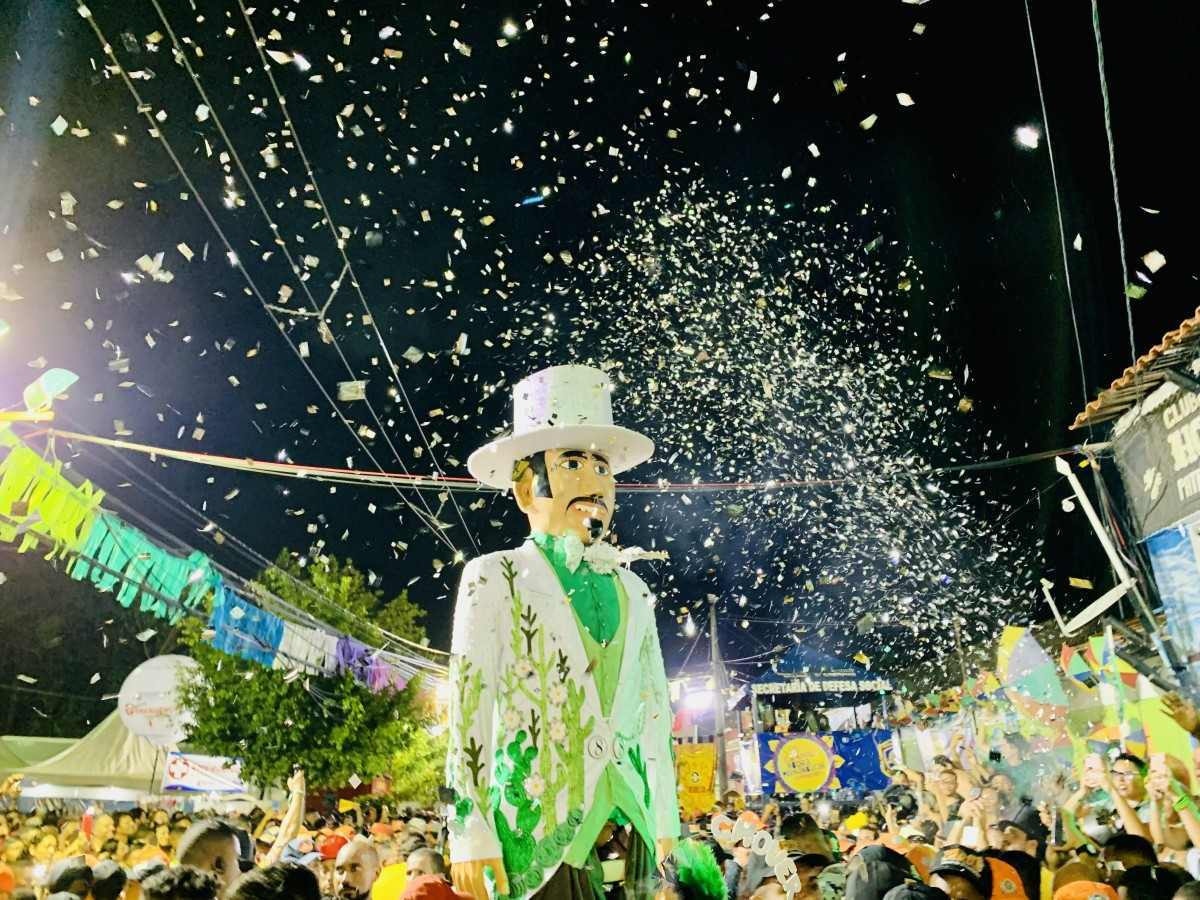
[70,512,215,624]
[0,428,104,558]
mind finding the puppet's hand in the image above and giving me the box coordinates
[451,859,508,900]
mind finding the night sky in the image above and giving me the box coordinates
[0,0,1195,735]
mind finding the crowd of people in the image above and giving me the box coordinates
[0,771,460,900]
[11,692,1200,900]
[660,690,1200,900]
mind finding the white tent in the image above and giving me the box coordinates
[0,738,29,777]
[18,710,165,793]
[2,734,75,765]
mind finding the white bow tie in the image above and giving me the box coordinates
[560,534,668,574]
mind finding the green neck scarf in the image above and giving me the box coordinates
[529,531,621,645]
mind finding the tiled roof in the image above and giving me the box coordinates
[1072,307,1200,429]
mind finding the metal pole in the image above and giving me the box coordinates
[953,620,968,689]
[709,596,729,797]
[149,748,161,796]
[953,619,978,736]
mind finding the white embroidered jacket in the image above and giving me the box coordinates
[445,541,679,897]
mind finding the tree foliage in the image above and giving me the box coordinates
[179,551,434,789]
[255,551,428,647]
[385,727,449,807]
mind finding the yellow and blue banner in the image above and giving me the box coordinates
[757,731,891,795]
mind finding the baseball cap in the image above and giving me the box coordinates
[1051,882,1117,900]
[930,846,991,897]
[319,833,349,860]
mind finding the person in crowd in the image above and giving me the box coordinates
[278,836,320,873]
[1117,864,1188,899]
[227,864,321,900]
[370,844,411,900]
[90,817,116,858]
[129,829,172,868]
[928,846,991,900]
[1049,858,1116,900]
[126,859,170,900]
[1063,755,1148,845]
[405,851,446,882]
[1101,833,1157,887]
[399,850,470,900]
[175,821,242,895]
[760,801,782,836]
[30,831,59,865]
[844,843,918,900]
[92,859,128,900]
[140,866,221,900]
[725,813,832,899]
[1108,756,1150,831]
[334,839,381,900]
[853,824,882,856]
[881,886,949,900]
[45,856,93,897]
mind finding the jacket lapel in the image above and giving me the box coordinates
[515,542,652,731]
[513,542,604,721]
[614,568,650,713]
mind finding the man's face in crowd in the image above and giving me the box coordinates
[3,840,24,864]
[752,883,786,900]
[94,815,114,841]
[938,770,958,794]
[30,836,56,863]
[991,773,1014,798]
[335,842,381,900]
[999,826,1034,855]
[931,873,985,900]
[980,787,1001,814]
[1110,759,1145,802]
[794,863,824,900]
[117,815,137,838]
[514,449,616,545]
[193,834,241,894]
[853,828,878,852]
[405,851,439,881]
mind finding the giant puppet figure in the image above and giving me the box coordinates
[446,365,679,900]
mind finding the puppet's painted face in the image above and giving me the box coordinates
[514,448,615,544]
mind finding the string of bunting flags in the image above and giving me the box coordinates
[0,427,442,692]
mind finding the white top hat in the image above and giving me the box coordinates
[467,365,654,489]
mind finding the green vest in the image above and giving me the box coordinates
[528,534,656,867]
